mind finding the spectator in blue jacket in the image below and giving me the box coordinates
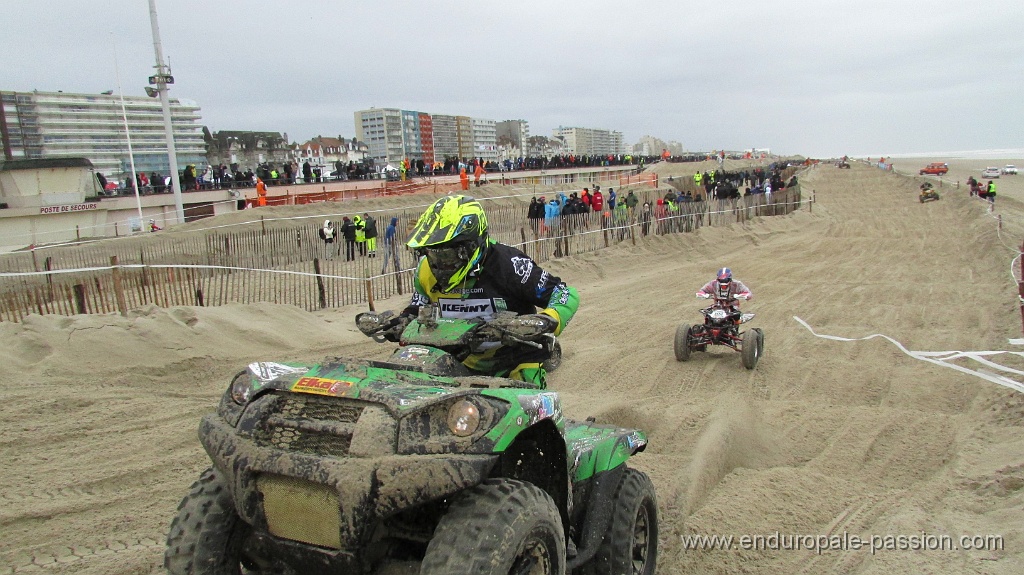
[544,196,562,228]
[381,217,401,274]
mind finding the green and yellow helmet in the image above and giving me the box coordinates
[407,195,489,293]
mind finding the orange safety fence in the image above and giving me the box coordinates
[247,179,471,208]
[618,172,659,188]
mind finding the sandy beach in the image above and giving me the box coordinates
[2,157,1023,574]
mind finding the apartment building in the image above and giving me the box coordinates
[470,118,498,163]
[431,114,459,161]
[0,89,207,178]
[354,108,403,166]
[552,126,624,156]
[496,119,530,158]
[456,116,474,159]
[354,108,498,167]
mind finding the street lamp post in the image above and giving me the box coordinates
[147,0,185,224]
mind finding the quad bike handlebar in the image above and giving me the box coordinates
[356,308,557,351]
[695,293,748,301]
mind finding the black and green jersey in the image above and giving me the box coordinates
[403,242,579,335]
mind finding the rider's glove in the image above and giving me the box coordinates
[696,292,711,299]
[356,311,390,335]
[356,311,410,342]
[380,315,411,342]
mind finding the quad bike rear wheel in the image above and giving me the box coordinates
[165,467,252,575]
[674,324,692,362]
[420,478,565,575]
[581,468,658,575]
[741,329,761,370]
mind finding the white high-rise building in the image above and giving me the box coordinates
[470,118,497,163]
[0,89,207,178]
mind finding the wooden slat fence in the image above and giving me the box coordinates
[0,186,803,322]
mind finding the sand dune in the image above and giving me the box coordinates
[1,159,1022,574]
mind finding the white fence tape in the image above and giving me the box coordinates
[0,263,366,281]
[794,316,1024,394]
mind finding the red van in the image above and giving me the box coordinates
[919,162,949,175]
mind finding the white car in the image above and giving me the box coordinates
[1003,164,1018,175]
[982,167,1001,179]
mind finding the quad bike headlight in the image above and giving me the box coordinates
[231,372,253,405]
[447,399,481,437]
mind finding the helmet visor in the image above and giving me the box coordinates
[424,244,471,274]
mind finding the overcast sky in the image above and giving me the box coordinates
[6,0,1022,158]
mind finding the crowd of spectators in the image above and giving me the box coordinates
[100,153,664,197]
[523,162,799,243]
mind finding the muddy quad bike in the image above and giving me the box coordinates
[674,294,764,369]
[919,183,940,203]
[165,304,657,575]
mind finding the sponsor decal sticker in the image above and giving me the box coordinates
[511,257,534,284]
[292,376,353,396]
[248,362,307,382]
[437,298,494,318]
[396,346,432,361]
[550,284,571,305]
[535,271,550,291]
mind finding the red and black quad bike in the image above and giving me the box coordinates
[674,294,764,369]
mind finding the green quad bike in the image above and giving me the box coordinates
[165,304,657,575]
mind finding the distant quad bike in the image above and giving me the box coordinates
[165,304,657,575]
[835,160,851,169]
[919,182,940,203]
[674,294,764,369]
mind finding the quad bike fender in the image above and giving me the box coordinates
[565,464,627,570]
[199,414,498,551]
[565,421,648,483]
[493,419,571,541]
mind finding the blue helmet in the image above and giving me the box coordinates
[717,267,732,282]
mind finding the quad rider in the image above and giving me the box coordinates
[358,195,580,388]
[920,182,939,202]
[696,267,752,322]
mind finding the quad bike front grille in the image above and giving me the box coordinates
[278,394,365,422]
[254,393,369,458]
[263,425,353,457]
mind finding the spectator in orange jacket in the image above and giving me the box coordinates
[460,167,470,191]
[256,177,267,207]
[474,163,485,187]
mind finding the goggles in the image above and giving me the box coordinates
[424,244,472,271]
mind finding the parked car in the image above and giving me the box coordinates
[1002,165,1018,175]
[982,167,1001,179]
[919,162,949,175]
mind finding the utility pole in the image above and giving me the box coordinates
[147,0,185,224]
[112,40,145,230]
